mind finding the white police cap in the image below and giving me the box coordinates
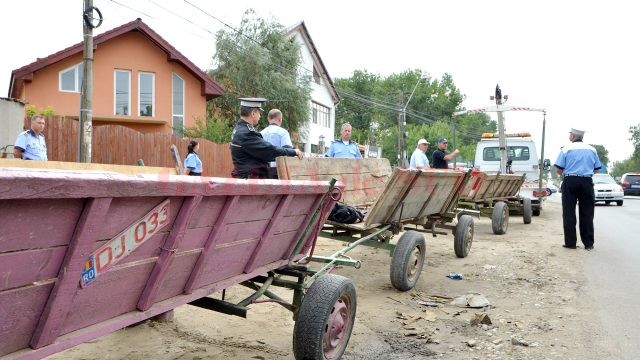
[569,128,585,136]
[239,97,267,110]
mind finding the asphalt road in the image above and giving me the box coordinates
[549,194,640,358]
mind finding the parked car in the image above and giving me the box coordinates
[546,183,558,195]
[592,174,624,206]
[620,173,640,196]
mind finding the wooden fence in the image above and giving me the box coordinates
[29,116,234,177]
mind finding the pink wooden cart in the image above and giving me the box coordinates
[0,167,353,360]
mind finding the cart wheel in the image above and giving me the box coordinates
[390,231,426,291]
[454,215,474,258]
[293,274,356,360]
[491,201,509,235]
[522,198,532,224]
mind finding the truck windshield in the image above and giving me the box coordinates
[483,146,530,161]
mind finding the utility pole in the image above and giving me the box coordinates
[494,84,507,173]
[397,92,405,167]
[79,1,100,162]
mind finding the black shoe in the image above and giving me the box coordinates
[585,246,594,251]
[562,245,577,249]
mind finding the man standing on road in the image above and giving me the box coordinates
[325,123,362,158]
[554,128,602,251]
[431,137,459,169]
[14,115,47,160]
[230,98,303,179]
[260,109,293,178]
[409,138,430,170]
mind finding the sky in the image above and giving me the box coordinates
[1,0,638,165]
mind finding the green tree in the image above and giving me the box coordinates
[334,69,495,164]
[193,9,311,143]
[590,144,610,169]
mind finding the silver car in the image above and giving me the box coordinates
[593,173,624,206]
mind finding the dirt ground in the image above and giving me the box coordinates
[50,200,616,360]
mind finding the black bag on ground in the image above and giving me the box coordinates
[328,203,365,224]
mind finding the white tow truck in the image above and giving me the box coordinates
[454,85,550,216]
[474,132,549,215]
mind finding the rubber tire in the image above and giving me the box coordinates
[454,215,474,258]
[605,201,611,205]
[532,208,541,216]
[390,231,427,291]
[617,200,623,206]
[293,274,356,360]
[522,198,532,224]
[491,201,509,235]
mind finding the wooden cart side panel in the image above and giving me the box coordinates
[364,169,466,227]
[0,168,342,358]
[276,157,391,206]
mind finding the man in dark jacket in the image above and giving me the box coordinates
[230,98,303,179]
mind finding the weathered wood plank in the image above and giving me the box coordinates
[184,196,238,294]
[137,196,202,311]
[277,157,391,206]
[30,197,113,349]
[0,247,67,292]
[244,194,293,273]
[0,281,55,356]
[0,159,177,175]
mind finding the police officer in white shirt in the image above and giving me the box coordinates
[261,109,293,178]
[14,115,48,160]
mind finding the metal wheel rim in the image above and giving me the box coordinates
[323,295,352,358]
[464,224,473,252]
[502,207,509,232]
[407,246,423,281]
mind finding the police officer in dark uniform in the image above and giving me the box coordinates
[554,128,602,250]
[230,98,303,179]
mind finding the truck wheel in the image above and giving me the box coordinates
[390,231,426,291]
[293,274,356,360]
[491,202,509,235]
[605,201,611,205]
[454,215,474,258]
[522,198,532,224]
[532,208,541,216]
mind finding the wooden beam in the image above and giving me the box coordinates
[30,197,113,349]
[137,196,202,311]
[243,195,293,273]
[183,196,239,294]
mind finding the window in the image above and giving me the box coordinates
[483,146,531,161]
[114,70,131,115]
[312,102,330,128]
[138,72,155,117]
[172,73,185,136]
[59,63,83,92]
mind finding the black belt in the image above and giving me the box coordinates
[565,174,591,177]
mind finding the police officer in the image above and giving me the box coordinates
[554,128,602,250]
[260,109,293,178]
[14,115,48,160]
[325,123,362,158]
[230,98,303,179]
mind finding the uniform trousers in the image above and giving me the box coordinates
[561,176,595,247]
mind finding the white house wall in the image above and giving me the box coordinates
[292,33,335,154]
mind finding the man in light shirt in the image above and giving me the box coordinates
[409,138,430,170]
[261,109,293,178]
[326,123,362,158]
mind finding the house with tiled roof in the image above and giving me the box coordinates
[8,18,224,135]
